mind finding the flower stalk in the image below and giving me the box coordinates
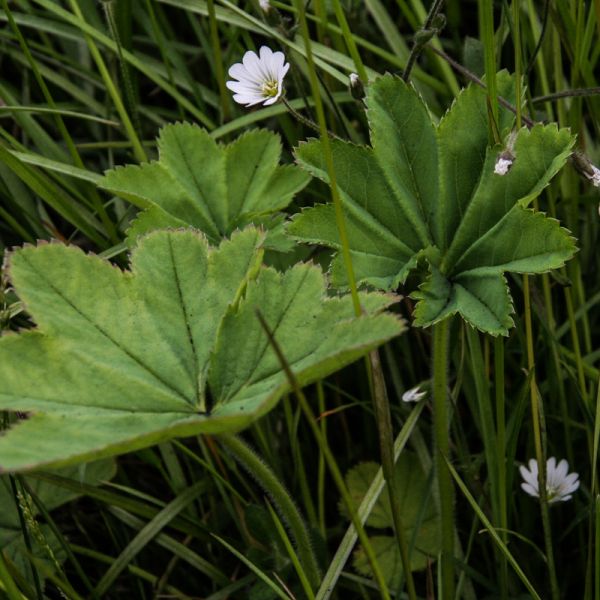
[523,274,560,600]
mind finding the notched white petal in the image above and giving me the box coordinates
[226,46,289,108]
[519,456,579,504]
[521,482,538,497]
[402,385,427,403]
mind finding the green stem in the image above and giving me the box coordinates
[479,0,498,133]
[265,500,316,600]
[512,0,523,130]
[564,287,588,401]
[329,0,368,82]
[316,402,425,600]
[523,275,560,600]
[1,0,80,168]
[256,311,391,600]
[291,30,409,598]
[447,459,542,599]
[494,336,508,600]
[432,318,454,599]
[586,381,600,600]
[66,0,147,163]
[317,381,327,539]
[595,496,600,600]
[218,434,321,592]
[282,396,318,524]
[0,551,23,600]
[102,0,141,136]
[369,350,417,600]
[207,0,229,121]
[402,0,446,82]
[293,0,361,317]
[8,476,43,599]
[282,98,343,140]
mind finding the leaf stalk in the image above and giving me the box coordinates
[219,434,321,592]
[432,318,454,599]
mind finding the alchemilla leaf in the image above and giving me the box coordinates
[341,453,440,587]
[0,227,404,472]
[288,72,577,335]
[99,124,310,246]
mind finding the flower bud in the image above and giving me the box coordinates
[571,151,600,188]
[431,13,446,31]
[587,165,600,188]
[349,72,365,100]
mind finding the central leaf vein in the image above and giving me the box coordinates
[23,253,191,408]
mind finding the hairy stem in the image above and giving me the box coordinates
[523,275,560,600]
[433,318,454,599]
[219,434,321,592]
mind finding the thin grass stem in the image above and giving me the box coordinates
[256,309,391,600]
[207,0,230,121]
[329,0,368,82]
[494,336,508,600]
[479,0,498,133]
[65,0,148,162]
[292,0,361,316]
[369,349,418,600]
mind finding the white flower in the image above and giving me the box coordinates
[494,156,513,176]
[226,46,289,107]
[402,385,427,403]
[585,164,600,188]
[349,72,359,86]
[519,457,580,503]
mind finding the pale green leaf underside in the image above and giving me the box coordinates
[99,124,310,245]
[0,227,404,472]
[289,73,577,335]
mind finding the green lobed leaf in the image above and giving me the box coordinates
[99,124,310,246]
[341,453,439,587]
[288,72,577,335]
[0,227,405,472]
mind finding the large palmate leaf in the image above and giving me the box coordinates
[341,452,439,589]
[0,227,404,472]
[99,124,310,249]
[288,73,577,335]
[1,460,116,586]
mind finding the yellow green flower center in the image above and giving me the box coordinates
[262,79,279,98]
